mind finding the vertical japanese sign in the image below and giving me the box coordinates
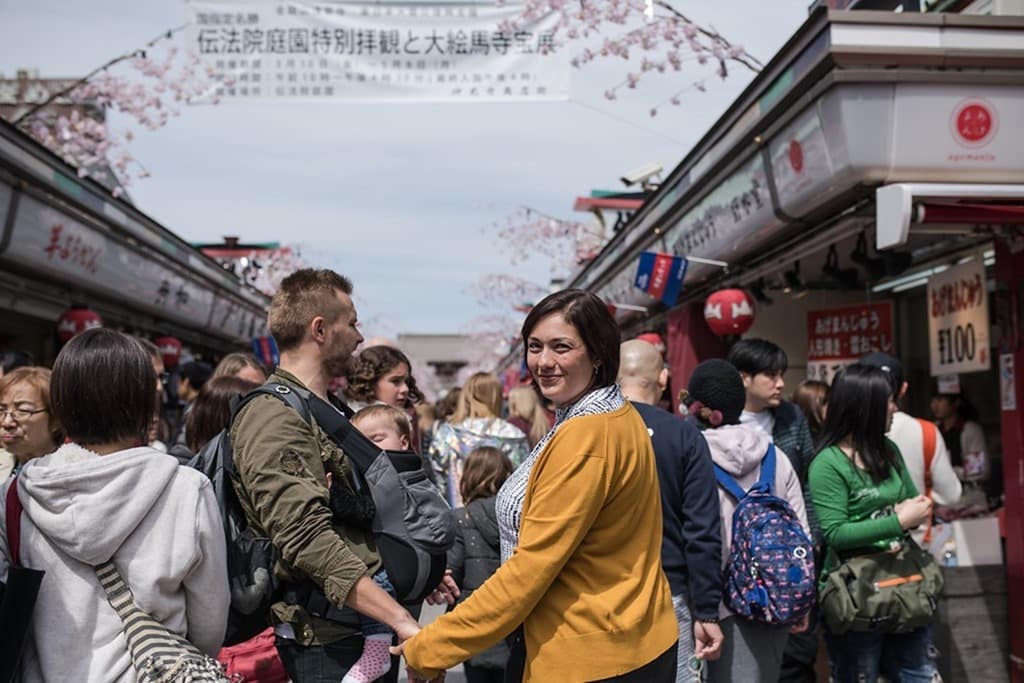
[927,259,990,376]
[186,1,568,103]
[806,302,894,383]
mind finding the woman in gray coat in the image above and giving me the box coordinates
[446,445,516,683]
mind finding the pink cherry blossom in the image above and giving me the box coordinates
[507,0,761,100]
[14,25,213,195]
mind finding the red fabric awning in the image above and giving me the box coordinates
[918,202,1024,224]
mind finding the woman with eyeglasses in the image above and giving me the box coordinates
[0,367,64,479]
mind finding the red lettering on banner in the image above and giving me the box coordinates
[930,274,984,318]
[41,223,102,274]
[648,253,673,300]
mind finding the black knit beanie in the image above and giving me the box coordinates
[685,359,746,428]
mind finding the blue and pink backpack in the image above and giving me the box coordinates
[715,443,816,625]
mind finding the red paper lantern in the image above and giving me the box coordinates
[634,332,666,356]
[154,336,183,371]
[57,307,103,344]
[704,289,756,336]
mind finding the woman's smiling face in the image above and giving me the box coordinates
[526,313,595,409]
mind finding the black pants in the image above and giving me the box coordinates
[505,630,676,683]
[465,662,507,683]
[275,635,399,683]
[590,644,677,683]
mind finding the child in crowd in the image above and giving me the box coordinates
[446,446,515,683]
[335,404,412,683]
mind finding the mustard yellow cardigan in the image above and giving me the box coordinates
[404,403,678,682]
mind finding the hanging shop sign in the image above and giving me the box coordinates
[186,1,568,103]
[927,258,990,376]
[634,252,687,306]
[704,289,756,337]
[252,335,280,368]
[806,301,894,383]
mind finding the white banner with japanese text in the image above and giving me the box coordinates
[927,258,991,376]
[186,1,569,103]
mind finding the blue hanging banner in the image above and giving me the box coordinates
[634,252,688,306]
[252,335,280,368]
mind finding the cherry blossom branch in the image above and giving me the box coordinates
[12,24,215,195]
[12,24,189,127]
[652,1,764,72]
[471,274,549,310]
[491,206,606,269]
[508,0,761,108]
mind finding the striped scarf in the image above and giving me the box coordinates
[495,384,626,563]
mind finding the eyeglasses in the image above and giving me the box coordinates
[0,407,47,421]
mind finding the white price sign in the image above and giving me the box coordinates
[927,259,990,376]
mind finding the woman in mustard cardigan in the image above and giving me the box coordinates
[394,289,678,682]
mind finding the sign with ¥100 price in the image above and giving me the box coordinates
[927,259,990,376]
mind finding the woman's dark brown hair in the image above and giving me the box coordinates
[459,446,514,505]
[51,329,156,447]
[186,376,260,452]
[792,379,829,438]
[346,345,423,405]
[521,289,621,388]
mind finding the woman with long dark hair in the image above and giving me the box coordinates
[809,364,936,682]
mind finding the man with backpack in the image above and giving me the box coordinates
[229,269,426,681]
[618,340,724,681]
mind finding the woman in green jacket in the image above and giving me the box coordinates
[808,364,935,683]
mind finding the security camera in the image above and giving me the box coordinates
[620,162,663,189]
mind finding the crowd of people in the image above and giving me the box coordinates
[0,267,999,683]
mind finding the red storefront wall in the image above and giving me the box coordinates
[995,238,1024,682]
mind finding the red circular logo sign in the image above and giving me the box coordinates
[950,99,998,148]
[788,139,804,173]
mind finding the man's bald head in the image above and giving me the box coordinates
[618,339,668,405]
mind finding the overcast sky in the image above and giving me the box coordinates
[0,0,810,337]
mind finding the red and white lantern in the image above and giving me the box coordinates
[154,336,183,371]
[703,289,756,336]
[57,307,103,344]
[634,332,666,357]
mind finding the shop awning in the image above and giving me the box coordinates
[876,184,1024,250]
[917,202,1024,224]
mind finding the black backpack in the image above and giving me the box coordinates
[189,383,455,645]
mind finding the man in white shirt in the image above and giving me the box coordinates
[861,352,962,505]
